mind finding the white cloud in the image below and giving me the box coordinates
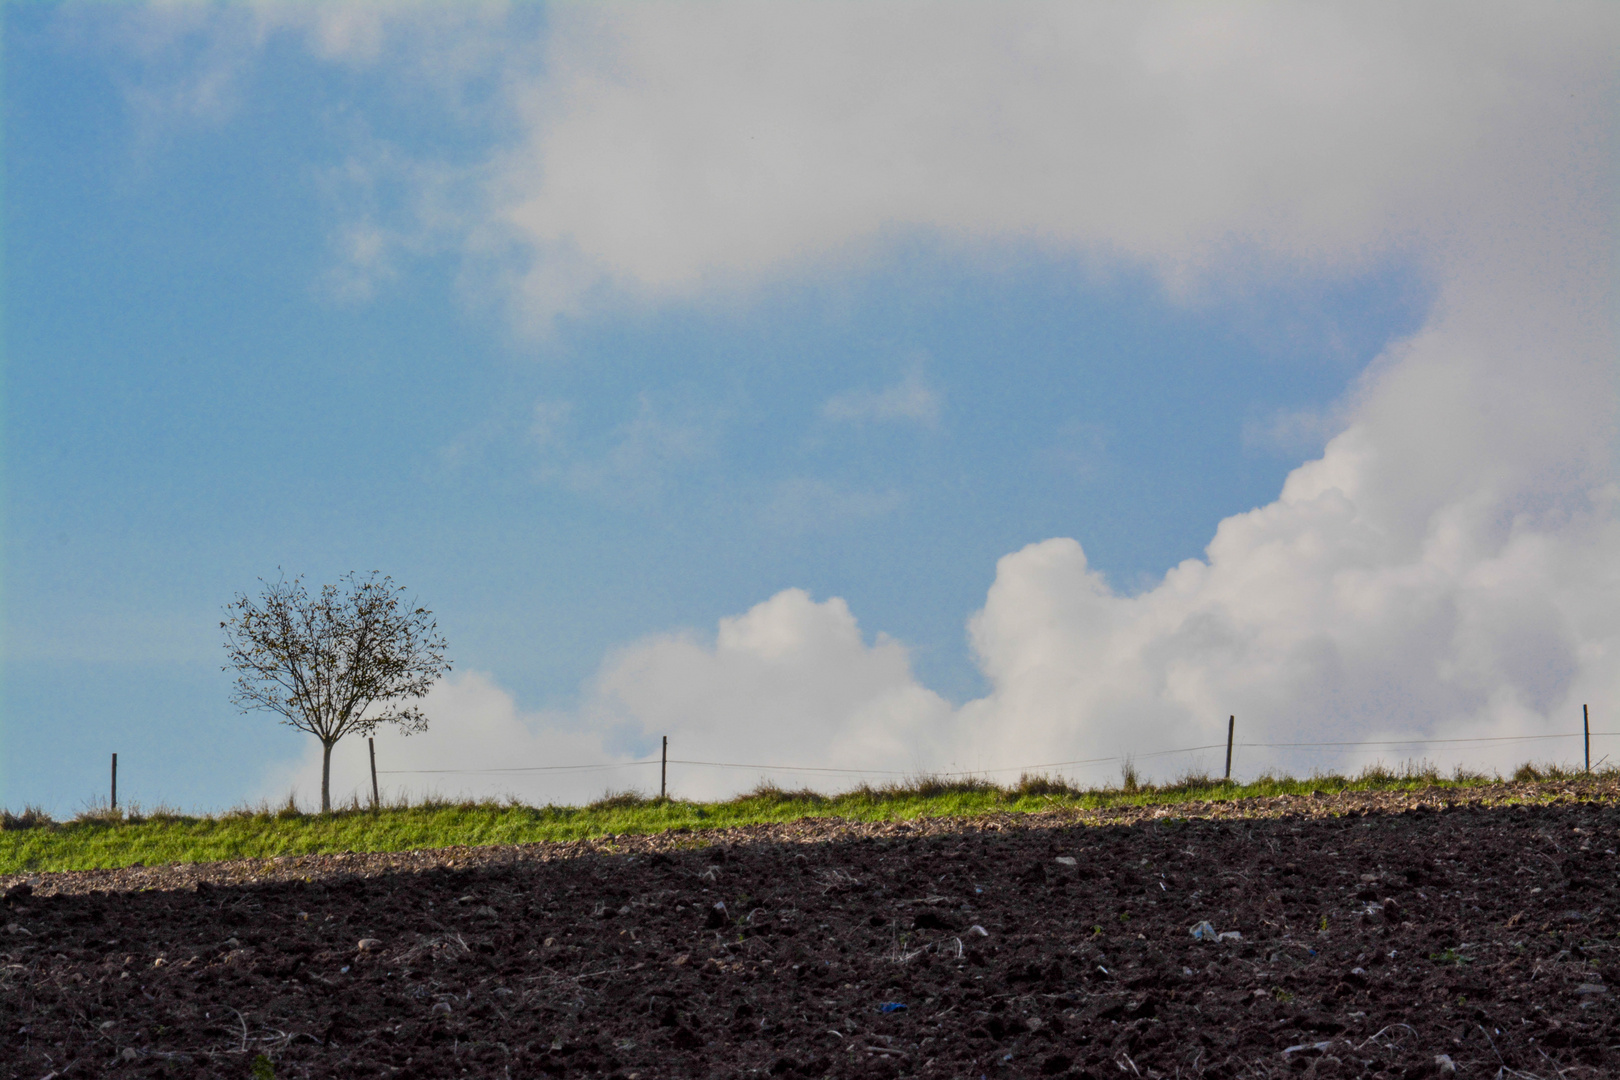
[950,252,1620,780]
[258,671,648,810]
[585,589,954,797]
[264,593,954,805]
[479,2,1614,317]
[207,3,1620,788]
[823,370,941,426]
[93,4,1617,321]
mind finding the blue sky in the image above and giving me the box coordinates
[3,3,1615,812]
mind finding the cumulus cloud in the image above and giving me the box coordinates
[91,4,1616,320]
[253,2,1618,791]
[258,671,644,810]
[479,2,1612,316]
[951,260,1620,780]
[265,592,953,805]
[585,589,954,797]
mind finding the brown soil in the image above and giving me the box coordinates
[3,783,1618,1079]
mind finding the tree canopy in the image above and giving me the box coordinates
[222,571,450,812]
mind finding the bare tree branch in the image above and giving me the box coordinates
[222,571,451,811]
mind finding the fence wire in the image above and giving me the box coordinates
[376,729,1618,779]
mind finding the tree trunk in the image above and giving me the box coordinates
[321,739,334,814]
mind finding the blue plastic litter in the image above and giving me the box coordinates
[879,1002,907,1014]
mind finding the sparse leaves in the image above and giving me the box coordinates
[222,571,450,811]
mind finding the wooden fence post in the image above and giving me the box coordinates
[1224,717,1235,782]
[1585,705,1591,774]
[661,736,668,800]
[369,737,380,811]
[111,753,117,812]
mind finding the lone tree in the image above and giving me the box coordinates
[222,571,450,812]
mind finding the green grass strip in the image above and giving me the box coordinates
[0,763,1602,875]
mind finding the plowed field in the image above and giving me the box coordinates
[3,784,1618,1079]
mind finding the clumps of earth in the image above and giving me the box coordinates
[3,788,1618,1078]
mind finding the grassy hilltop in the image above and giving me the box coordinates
[0,761,1596,875]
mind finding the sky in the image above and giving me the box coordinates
[3,1,1617,814]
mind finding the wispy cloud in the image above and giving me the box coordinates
[535,395,719,502]
[763,478,906,534]
[1242,401,1356,458]
[315,138,484,304]
[822,369,941,426]
[1035,421,1109,482]
[434,394,715,501]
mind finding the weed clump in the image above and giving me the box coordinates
[71,802,123,826]
[899,774,997,799]
[1401,760,1443,785]
[588,790,650,811]
[739,782,826,807]
[1119,757,1141,794]
[841,775,998,805]
[0,805,54,831]
[1359,761,1398,785]
[1512,761,1584,783]
[1012,773,1078,798]
[1161,770,1227,797]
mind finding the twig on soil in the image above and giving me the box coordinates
[818,870,860,894]
[1535,1047,1571,1079]
[574,961,646,981]
[1352,1023,1416,1051]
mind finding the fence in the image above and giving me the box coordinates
[89,710,1616,810]
[352,706,1618,805]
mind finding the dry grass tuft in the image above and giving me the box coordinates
[1512,761,1585,783]
[1160,769,1229,796]
[740,781,827,805]
[0,805,55,831]
[1011,773,1079,798]
[588,789,651,811]
[1118,756,1141,794]
[846,774,998,800]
